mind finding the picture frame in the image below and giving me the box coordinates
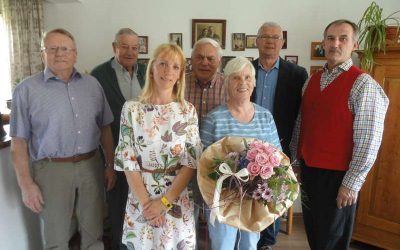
[310,65,324,75]
[246,57,254,62]
[246,35,258,48]
[169,33,182,49]
[282,31,288,49]
[232,33,245,51]
[192,19,226,49]
[284,55,298,65]
[137,58,150,68]
[185,58,192,73]
[220,56,235,72]
[310,41,325,60]
[138,36,148,54]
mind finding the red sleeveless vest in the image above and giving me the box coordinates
[298,66,363,171]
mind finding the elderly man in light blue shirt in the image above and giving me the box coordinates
[10,28,115,250]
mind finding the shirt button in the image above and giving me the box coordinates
[78,146,81,150]
[71,97,75,100]
[77,131,81,134]
[202,101,206,104]
[75,114,78,117]
[203,89,207,92]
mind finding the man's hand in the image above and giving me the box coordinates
[336,185,358,209]
[104,167,116,191]
[21,181,44,213]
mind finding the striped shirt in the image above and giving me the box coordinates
[290,59,389,191]
[201,104,281,150]
[185,72,226,128]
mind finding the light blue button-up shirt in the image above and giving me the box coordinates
[10,68,114,161]
[254,59,280,113]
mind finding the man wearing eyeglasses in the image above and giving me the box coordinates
[91,28,146,250]
[251,22,308,250]
[10,28,115,249]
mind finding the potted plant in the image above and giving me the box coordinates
[357,1,400,71]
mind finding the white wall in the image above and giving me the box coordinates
[43,0,399,73]
[0,144,43,250]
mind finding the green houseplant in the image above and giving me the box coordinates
[357,1,400,71]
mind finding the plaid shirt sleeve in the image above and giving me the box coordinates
[343,73,389,191]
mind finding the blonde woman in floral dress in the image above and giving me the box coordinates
[114,44,202,250]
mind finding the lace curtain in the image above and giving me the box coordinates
[0,0,44,89]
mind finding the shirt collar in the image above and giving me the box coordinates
[43,67,81,82]
[257,58,280,71]
[111,57,138,74]
[323,58,353,73]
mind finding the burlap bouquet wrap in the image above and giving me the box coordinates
[198,136,299,232]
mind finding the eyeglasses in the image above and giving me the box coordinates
[117,44,139,52]
[42,46,76,54]
[257,35,283,42]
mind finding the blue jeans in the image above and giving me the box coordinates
[206,210,259,250]
[258,218,280,247]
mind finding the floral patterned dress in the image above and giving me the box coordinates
[115,100,202,250]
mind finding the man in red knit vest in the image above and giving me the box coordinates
[290,19,389,250]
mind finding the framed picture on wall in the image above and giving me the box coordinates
[169,33,182,49]
[310,65,323,75]
[232,33,245,51]
[246,35,257,48]
[282,31,287,49]
[137,58,150,68]
[192,19,226,49]
[220,56,235,72]
[285,55,298,65]
[138,36,148,54]
[185,58,192,73]
[310,41,325,60]
[246,57,254,61]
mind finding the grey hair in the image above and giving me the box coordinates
[223,57,256,91]
[192,38,223,58]
[324,19,359,41]
[114,28,138,44]
[257,22,283,37]
[41,28,76,49]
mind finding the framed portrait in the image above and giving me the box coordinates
[285,55,298,65]
[232,33,245,51]
[137,58,150,68]
[246,35,258,48]
[138,36,148,54]
[220,56,235,72]
[246,57,254,62]
[310,65,324,75]
[282,31,288,49]
[185,58,192,73]
[192,19,226,49]
[169,33,182,49]
[310,42,325,60]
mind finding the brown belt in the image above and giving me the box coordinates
[140,163,182,174]
[46,150,97,163]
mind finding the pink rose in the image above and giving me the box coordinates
[269,152,282,167]
[261,144,276,154]
[246,148,259,161]
[255,153,270,166]
[259,165,274,180]
[247,162,261,177]
[249,140,263,149]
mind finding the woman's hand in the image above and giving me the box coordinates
[148,214,166,227]
[142,198,166,222]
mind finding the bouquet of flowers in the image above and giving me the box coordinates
[198,136,299,232]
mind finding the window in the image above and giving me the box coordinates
[0,14,11,107]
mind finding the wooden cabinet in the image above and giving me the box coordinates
[352,48,400,250]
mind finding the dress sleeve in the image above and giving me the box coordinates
[180,103,203,169]
[114,102,141,172]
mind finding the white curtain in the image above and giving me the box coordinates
[0,0,44,89]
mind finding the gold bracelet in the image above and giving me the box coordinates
[161,196,173,210]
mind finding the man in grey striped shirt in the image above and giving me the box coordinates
[10,28,115,250]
